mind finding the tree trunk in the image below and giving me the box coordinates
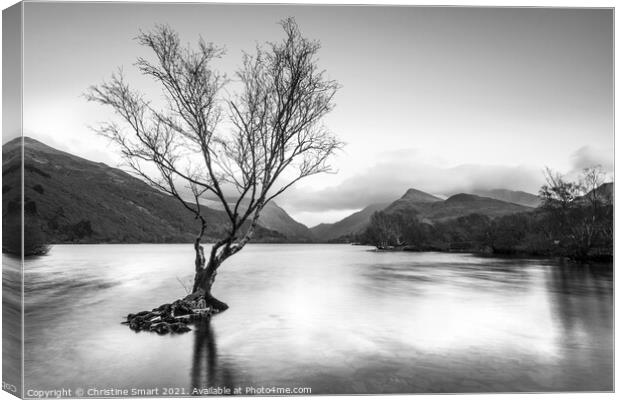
[189,204,263,312]
[191,257,229,312]
[189,220,229,312]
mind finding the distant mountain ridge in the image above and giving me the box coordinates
[312,188,536,242]
[578,181,614,204]
[254,202,314,242]
[192,196,314,242]
[310,202,389,241]
[400,188,443,203]
[472,188,541,208]
[425,193,532,221]
[384,190,532,222]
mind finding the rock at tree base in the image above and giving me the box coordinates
[122,296,220,335]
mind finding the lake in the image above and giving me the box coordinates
[6,244,614,395]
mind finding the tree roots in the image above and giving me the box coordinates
[122,294,228,335]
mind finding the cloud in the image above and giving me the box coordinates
[277,149,544,213]
[569,145,614,175]
[26,130,119,167]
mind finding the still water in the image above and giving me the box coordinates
[10,244,614,394]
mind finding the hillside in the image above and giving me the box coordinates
[383,188,443,215]
[311,189,443,242]
[310,187,533,243]
[598,182,614,198]
[254,202,314,242]
[425,193,532,221]
[310,202,389,241]
[198,197,314,242]
[381,189,531,222]
[2,137,293,244]
[401,188,444,203]
[472,188,541,208]
[584,182,614,202]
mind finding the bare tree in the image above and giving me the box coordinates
[86,18,342,310]
[539,167,582,211]
[539,166,612,260]
[580,165,607,207]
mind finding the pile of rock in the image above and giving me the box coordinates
[122,297,212,335]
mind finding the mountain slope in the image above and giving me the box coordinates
[401,188,444,203]
[310,188,444,242]
[586,182,614,201]
[2,137,288,244]
[193,197,313,242]
[575,182,614,205]
[310,202,389,241]
[255,202,314,242]
[597,182,614,198]
[309,186,532,242]
[383,188,443,215]
[425,193,532,221]
[381,188,531,223]
[472,188,541,208]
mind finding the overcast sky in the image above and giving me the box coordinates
[16,3,613,226]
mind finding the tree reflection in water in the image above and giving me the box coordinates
[545,261,613,391]
[191,317,236,394]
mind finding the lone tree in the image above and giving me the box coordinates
[87,19,341,310]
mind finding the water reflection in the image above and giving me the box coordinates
[543,262,613,391]
[3,255,22,397]
[16,245,613,394]
[191,317,236,393]
[356,255,558,356]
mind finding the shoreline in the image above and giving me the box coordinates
[367,245,613,263]
[7,242,612,265]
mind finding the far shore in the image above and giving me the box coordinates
[8,242,612,264]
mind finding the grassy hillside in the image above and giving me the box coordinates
[311,187,532,243]
[256,202,314,242]
[424,193,533,221]
[472,188,541,208]
[384,191,532,222]
[310,202,389,241]
[199,197,314,242]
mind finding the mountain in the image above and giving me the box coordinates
[191,196,314,242]
[308,186,532,242]
[310,188,444,242]
[401,188,444,203]
[472,188,541,208]
[587,182,614,201]
[577,182,614,205]
[381,188,531,222]
[310,202,389,241]
[383,188,443,215]
[254,202,314,242]
[2,137,306,244]
[423,193,533,221]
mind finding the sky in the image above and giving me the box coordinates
[14,3,614,226]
